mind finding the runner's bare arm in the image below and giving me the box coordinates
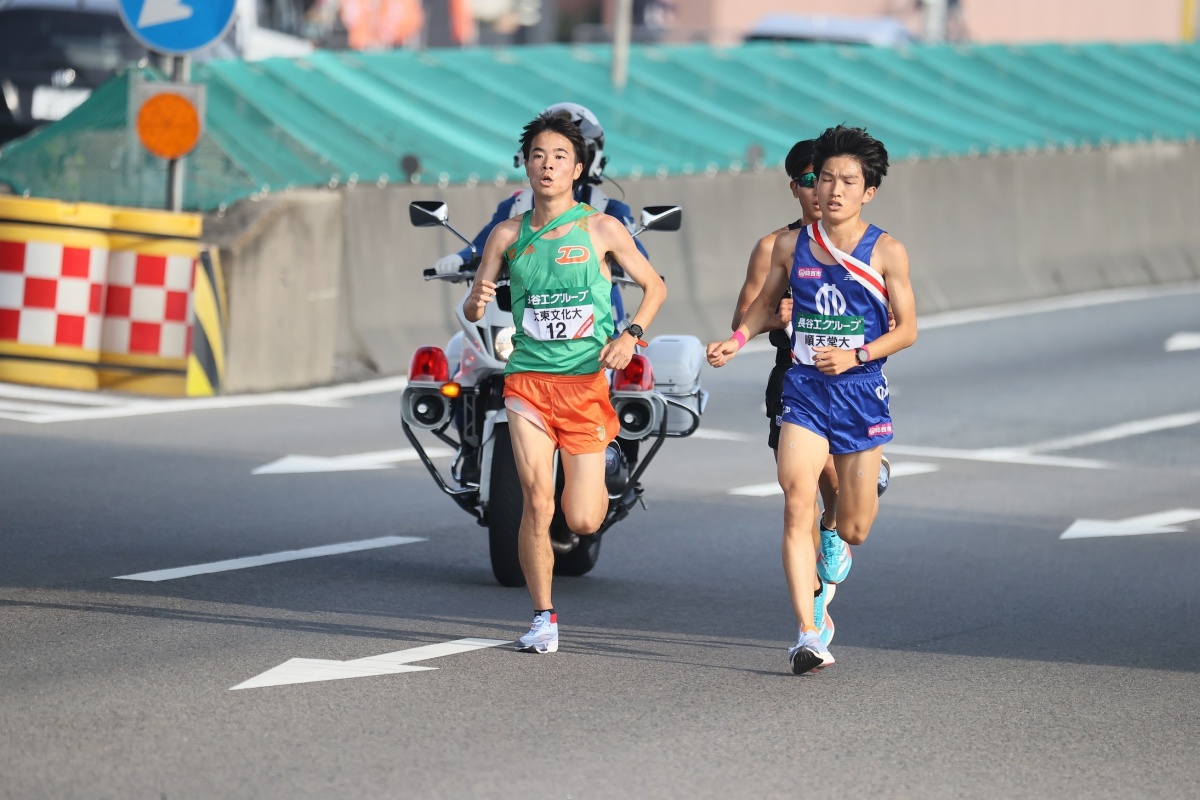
[863,235,917,358]
[732,229,789,331]
[707,229,795,367]
[463,220,519,323]
[595,215,667,370]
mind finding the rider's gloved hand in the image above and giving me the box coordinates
[433,253,464,275]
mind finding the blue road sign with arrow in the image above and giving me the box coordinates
[117,0,238,55]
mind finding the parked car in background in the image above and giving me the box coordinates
[745,14,916,46]
[0,0,312,145]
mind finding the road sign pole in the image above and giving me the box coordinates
[611,0,632,90]
[166,54,191,212]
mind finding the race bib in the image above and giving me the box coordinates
[523,286,596,341]
[793,312,865,365]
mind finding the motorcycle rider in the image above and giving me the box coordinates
[464,110,667,655]
[432,102,646,329]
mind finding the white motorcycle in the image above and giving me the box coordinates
[401,200,707,587]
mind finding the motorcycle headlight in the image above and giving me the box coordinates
[492,326,516,362]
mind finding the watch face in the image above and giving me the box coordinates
[856,348,868,363]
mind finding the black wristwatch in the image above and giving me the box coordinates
[625,323,645,341]
[855,347,870,365]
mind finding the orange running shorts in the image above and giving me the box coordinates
[503,371,619,455]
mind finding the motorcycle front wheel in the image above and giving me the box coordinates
[487,424,527,587]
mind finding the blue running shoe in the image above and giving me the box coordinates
[817,526,852,585]
[815,580,835,647]
[788,630,834,675]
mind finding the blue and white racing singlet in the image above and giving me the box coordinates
[789,221,889,375]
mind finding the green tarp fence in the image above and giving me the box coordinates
[2,40,1198,211]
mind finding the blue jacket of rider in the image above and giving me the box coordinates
[454,185,646,331]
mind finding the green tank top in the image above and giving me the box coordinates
[505,203,613,376]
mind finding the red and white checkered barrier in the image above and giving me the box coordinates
[0,239,108,351]
[102,252,195,360]
[0,238,197,360]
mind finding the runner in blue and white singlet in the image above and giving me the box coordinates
[780,221,894,454]
[707,125,918,675]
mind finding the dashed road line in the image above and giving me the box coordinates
[113,535,425,582]
[730,462,939,496]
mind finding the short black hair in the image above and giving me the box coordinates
[784,139,817,181]
[812,125,889,189]
[520,110,588,169]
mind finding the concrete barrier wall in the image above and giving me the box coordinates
[206,143,1200,390]
[204,190,343,392]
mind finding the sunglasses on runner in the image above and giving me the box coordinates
[792,171,817,188]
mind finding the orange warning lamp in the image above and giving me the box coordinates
[136,92,201,160]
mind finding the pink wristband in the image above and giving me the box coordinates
[731,330,747,350]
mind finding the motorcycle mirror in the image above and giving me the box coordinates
[640,205,682,232]
[409,201,449,228]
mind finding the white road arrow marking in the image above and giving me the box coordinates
[138,0,193,27]
[114,536,424,581]
[1059,509,1200,540]
[730,462,938,496]
[253,447,453,475]
[231,637,511,690]
[1166,332,1200,352]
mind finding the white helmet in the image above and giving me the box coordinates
[514,102,607,185]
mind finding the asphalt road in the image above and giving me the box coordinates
[2,285,1198,799]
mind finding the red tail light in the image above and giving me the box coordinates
[613,354,654,392]
[409,346,449,382]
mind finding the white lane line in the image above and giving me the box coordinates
[730,462,939,496]
[0,376,411,424]
[1020,409,1200,454]
[884,445,1108,469]
[917,283,1200,330]
[690,428,749,441]
[253,447,453,475]
[890,462,940,478]
[883,409,1200,468]
[0,383,128,406]
[730,483,783,497]
[113,536,425,582]
[1165,332,1200,352]
[0,398,75,415]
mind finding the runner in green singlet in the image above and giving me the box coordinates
[465,110,668,654]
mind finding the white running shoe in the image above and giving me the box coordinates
[516,611,559,654]
[788,630,835,675]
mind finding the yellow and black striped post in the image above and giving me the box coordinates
[186,248,227,396]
